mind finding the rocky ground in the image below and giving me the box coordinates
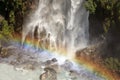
[0,41,113,80]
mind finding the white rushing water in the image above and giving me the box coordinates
[22,0,89,58]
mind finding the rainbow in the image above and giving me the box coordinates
[12,33,119,80]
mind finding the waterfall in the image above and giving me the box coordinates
[22,0,89,58]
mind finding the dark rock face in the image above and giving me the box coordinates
[40,67,57,80]
[0,15,4,22]
[89,14,104,44]
[76,43,101,56]
[105,26,120,59]
[89,13,120,60]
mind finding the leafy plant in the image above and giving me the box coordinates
[0,19,14,39]
[84,0,97,14]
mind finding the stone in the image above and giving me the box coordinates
[76,42,103,57]
[51,58,57,62]
[42,58,58,67]
[69,70,79,80]
[40,67,57,80]
[0,48,8,58]
[61,60,73,71]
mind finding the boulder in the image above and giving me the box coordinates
[41,58,59,72]
[0,46,15,58]
[76,42,103,57]
[40,67,57,80]
[0,47,8,58]
[61,60,73,71]
[69,70,79,80]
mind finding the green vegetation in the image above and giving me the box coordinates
[84,0,97,14]
[85,0,120,32]
[0,0,35,39]
[0,19,13,38]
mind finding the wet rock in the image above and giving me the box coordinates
[41,58,59,72]
[46,60,52,65]
[42,58,58,67]
[0,47,9,58]
[76,42,103,57]
[51,58,57,62]
[61,60,73,71]
[0,45,17,58]
[69,70,79,80]
[49,63,59,72]
[40,67,57,80]
[23,61,41,70]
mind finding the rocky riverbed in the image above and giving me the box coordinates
[0,43,108,80]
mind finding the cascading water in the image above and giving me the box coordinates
[0,0,116,80]
[22,0,89,58]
